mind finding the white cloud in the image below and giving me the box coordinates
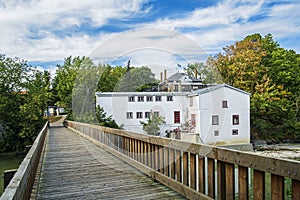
[0,0,148,62]
[145,0,300,54]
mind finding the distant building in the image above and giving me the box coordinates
[96,72,251,148]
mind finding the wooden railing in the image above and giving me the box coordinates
[65,121,300,200]
[0,122,48,200]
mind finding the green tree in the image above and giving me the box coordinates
[207,34,300,140]
[53,56,87,117]
[115,66,158,92]
[140,112,165,135]
[97,65,127,92]
[95,106,120,129]
[0,54,49,152]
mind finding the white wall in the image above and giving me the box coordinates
[198,87,250,145]
[96,92,188,135]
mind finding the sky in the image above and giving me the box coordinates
[1,0,300,77]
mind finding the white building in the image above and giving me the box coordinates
[96,83,250,147]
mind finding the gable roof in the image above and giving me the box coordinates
[188,84,250,96]
[167,72,201,82]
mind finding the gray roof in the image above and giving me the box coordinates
[188,84,250,96]
[167,72,201,82]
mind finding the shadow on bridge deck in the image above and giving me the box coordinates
[36,119,185,199]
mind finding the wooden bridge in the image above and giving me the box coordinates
[1,118,300,199]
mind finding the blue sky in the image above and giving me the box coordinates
[0,0,299,76]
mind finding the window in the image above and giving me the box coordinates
[126,112,133,119]
[146,96,153,102]
[145,112,150,119]
[128,96,135,102]
[232,129,239,135]
[191,114,196,127]
[138,96,144,102]
[174,111,180,123]
[212,115,219,125]
[233,115,239,125]
[214,130,219,136]
[189,98,193,107]
[153,111,159,116]
[167,96,173,101]
[136,112,143,119]
[174,85,179,91]
[222,100,228,108]
[155,96,162,101]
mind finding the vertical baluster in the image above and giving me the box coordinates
[253,170,265,200]
[198,156,205,193]
[164,147,169,177]
[207,158,215,198]
[292,179,300,200]
[183,152,189,186]
[176,150,182,183]
[190,153,197,190]
[238,166,249,200]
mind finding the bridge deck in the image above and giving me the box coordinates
[36,122,185,199]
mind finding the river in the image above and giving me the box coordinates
[0,153,23,195]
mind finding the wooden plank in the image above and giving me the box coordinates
[36,125,187,200]
[67,121,300,181]
[147,143,151,168]
[140,141,143,163]
[271,174,284,200]
[207,158,215,198]
[176,150,182,183]
[292,179,300,200]
[217,161,225,200]
[225,163,235,200]
[238,166,249,200]
[253,170,265,200]
[198,156,205,193]
[137,140,140,162]
[190,153,196,190]
[164,147,169,177]
[170,148,176,180]
[143,141,147,166]
[159,146,164,174]
[183,152,189,186]
[155,145,160,171]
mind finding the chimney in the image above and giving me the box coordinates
[194,69,197,79]
[160,72,163,82]
[164,69,167,81]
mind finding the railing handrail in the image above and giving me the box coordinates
[65,120,300,199]
[66,120,300,180]
[0,122,48,200]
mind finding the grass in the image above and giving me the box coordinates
[0,153,23,195]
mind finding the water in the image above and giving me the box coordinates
[0,153,23,195]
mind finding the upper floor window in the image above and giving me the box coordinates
[153,111,159,117]
[128,96,135,102]
[222,100,228,108]
[126,112,133,119]
[233,115,239,125]
[136,112,143,119]
[155,96,162,101]
[190,98,193,107]
[212,115,219,125]
[138,96,144,102]
[167,96,173,101]
[146,96,153,102]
